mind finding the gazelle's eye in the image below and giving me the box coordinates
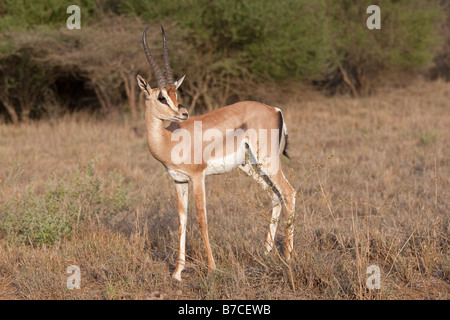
[158,94,167,104]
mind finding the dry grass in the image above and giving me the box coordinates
[0,80,449,300]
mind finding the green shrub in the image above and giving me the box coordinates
[0,0,95,32]
[324,0,445,95]
[0,160,134,246]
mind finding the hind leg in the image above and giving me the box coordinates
[239,163,283,254]
[247,161,296,261]
[264,198,282,254]
[240,137,296,260]
[267,170,296,261]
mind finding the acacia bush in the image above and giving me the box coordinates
[321,0,445,96]
[429,3,450,81]
[0,0,447,122]
[0,15,153,123]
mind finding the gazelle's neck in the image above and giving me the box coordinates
[144,107,171,163]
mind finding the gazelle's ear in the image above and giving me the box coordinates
[174,74,186,90]
[137,75,152,98]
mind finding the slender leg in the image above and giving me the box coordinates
[239,163,282,254]
[172,182,188,281]
[269,170,296,261]
[192,174,216,272]
[264,198,282,253]
[241,161,296,261]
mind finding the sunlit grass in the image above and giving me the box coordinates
[0,80,449,299]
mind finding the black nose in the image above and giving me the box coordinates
[181,112,189,118]
[178,104,185,109]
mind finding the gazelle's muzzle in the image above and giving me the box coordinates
[176,105,189,121]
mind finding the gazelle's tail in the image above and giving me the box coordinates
[277,108,290,159]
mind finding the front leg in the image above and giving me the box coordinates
[192,174,216,273]
[172,181,188,281]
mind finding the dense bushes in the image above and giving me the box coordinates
[0,0,448,123]
[0,15,151,123]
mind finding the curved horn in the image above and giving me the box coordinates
[142,25,166,88]
[161,26,174,85]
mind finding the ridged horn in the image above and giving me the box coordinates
[142,25,166,88]
[161,25,174,85]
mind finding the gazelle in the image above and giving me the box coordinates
[137,26,296,281]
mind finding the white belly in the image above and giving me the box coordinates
[204,142,246,176]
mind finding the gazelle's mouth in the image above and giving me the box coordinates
[174,115,189,122]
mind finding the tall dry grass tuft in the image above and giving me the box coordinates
[0,80,449,299]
